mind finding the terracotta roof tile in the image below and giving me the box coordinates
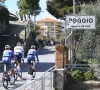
[37,18,61,23]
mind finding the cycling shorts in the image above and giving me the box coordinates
[2,57,13,70]
[27,56,35,64]
[14,52,22,64]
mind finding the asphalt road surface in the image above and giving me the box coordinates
[0,46,55,90]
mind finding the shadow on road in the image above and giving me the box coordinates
[38,49,55,55]
[22,62,55,72]
[0,62,55,73]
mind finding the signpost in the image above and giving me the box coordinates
[66,15,95,29]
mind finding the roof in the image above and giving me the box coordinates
[37,18,61,23]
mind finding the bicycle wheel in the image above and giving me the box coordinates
[14,67,18,81]
[2,72,8,89]
[12,72,15,83]
[32,68,36,78]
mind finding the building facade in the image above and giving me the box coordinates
[37,18,62,41]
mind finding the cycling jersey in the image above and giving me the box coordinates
[27,49,38,64]
[14,46,24,63]
[2,50,16,69]
[14,46,24,55]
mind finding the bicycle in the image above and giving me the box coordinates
[13,60,23,81]
[28,60,39,78]
[2,64,15,89]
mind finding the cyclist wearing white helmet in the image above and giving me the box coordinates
[14,42,24,75]
[2,45,16,84]
[27,45,39,74]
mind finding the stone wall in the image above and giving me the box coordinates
[53,69,65,90]
[65,81,100,90]
[55,44,68,68]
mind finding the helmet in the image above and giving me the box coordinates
[5,45,10,49]
[17,42,21,46]
[31,45,35,49]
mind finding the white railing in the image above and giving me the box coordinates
[15,65,56,90]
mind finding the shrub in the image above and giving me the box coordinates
[66,70,97,83]
[84,70,97,81]
[84,70,93,80]
[67,70,82,83]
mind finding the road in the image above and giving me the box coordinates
[0,46,55,90]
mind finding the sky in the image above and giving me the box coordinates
[5,0,58,21]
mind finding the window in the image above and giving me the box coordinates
[51,27,54,31]
[45,23,47,25]
[40,32,43,35]
[45,32,47,35]
[51,22,54,26]
[45,32,47,34]
[44,27,47,30]
[50,32,54,36]
[45,23,49,26]
[38,30,41,33]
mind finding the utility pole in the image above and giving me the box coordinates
[73,0,75,15]
[71,0,76,64]
[69,0,76,64]
[64,0,76,64]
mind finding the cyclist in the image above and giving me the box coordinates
[27,45,39,74]
[14,42,24,75]
[2,45,16,84]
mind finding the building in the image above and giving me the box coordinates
[37,18,62,41]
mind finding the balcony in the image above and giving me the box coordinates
[56,34,60,37]
[56,30,62,32]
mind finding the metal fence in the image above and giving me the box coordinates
[15,65,56,90]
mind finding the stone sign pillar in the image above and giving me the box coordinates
[55,44,68,68]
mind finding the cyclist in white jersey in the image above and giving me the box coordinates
[14,42,24,75]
